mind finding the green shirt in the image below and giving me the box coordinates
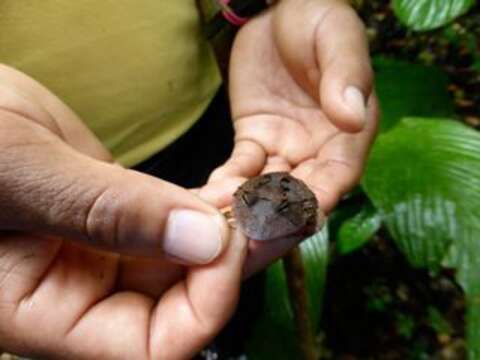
[0,1,221,166]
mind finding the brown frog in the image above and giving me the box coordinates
[231,172,322,241]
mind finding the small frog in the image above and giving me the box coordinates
[231,172,322,241]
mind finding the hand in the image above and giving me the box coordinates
[202,0,379,271]
[206,0,379,217]
[0,65,247,359]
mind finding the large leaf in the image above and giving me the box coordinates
[363,117,480,358]
[374,57,455,133]
[299,227,330,333]
[245,227,329,359]
[392,0,475,31]
[337,204,382,255]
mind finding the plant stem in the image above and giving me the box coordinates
[284,246,319,360]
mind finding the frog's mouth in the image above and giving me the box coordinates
[254,222,320,242]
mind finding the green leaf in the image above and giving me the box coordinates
[374,57,455,133]
[299,227,330,333]
[427,306,453,335]
[363,117,480,358]
[392,0,475,31]
[245,227,329,359]
[395,313,416,339]
[245,262,297,360]
[337,204,382,255]
[467,302,480,360]
[327,193,367,241]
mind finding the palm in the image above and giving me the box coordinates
[231,11,339,165]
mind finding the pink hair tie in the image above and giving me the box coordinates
[218,0,249,26]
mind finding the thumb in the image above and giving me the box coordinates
[315,4,373,132]
[273,0,373,132]
[0,113,228,264]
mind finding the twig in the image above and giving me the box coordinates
[284,246,319,360]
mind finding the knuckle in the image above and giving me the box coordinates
[208,167,228,182]
[321,2,357,26]
[83,176,156,254]
[0,85,42,127]
[84,185,122,250]
[0,85,27,113]
[0,68,63,136]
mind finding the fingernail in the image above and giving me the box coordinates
[344,86,367,126]
[164,209,223,264]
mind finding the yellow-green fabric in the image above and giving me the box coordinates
[0,1,221,166]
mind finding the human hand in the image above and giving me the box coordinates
[0,65,247,359]
[206,0,379,218]
[202,0,379,270]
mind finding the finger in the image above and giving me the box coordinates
[1,232,241,359]
[261,156,292,174]
[273,1,373,133]
[150,229,248,359]
[116,256,184,298]
[0,64,112,161]
[204,138,267,207]
[243,235,301,278]
[316,4,373,132]
[199,176,247,208]
[292,159,354,214]
[0,236,124,359]
[0,111,229,264]
[208,139,266,183]
[205,156,292,207]
[293,94,379,213]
